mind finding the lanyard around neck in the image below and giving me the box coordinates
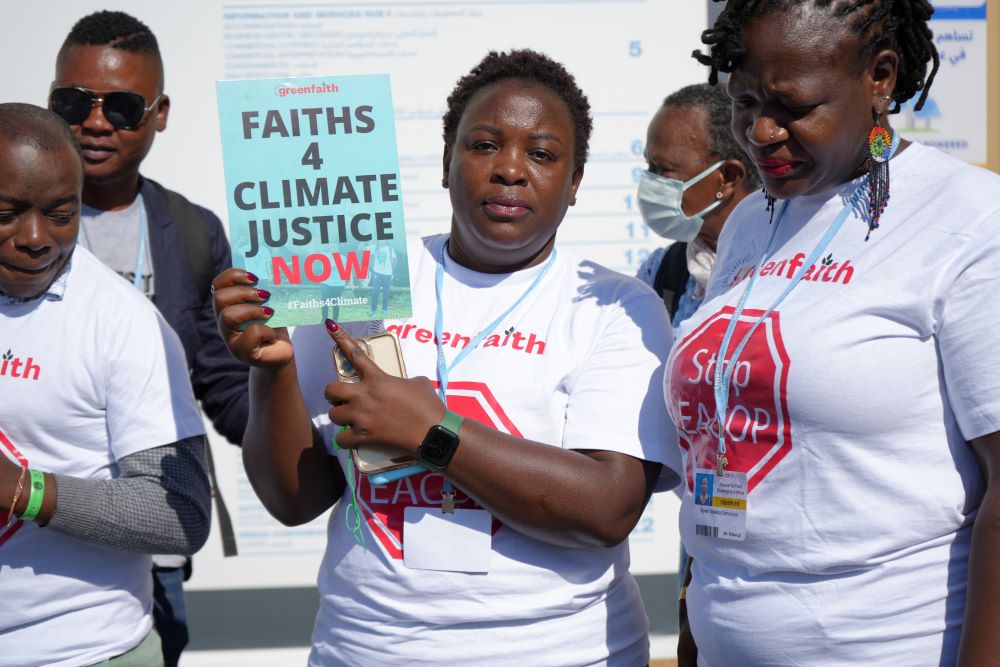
[133,203,148,292]
[433,239,556,403]
[710,136,897,473]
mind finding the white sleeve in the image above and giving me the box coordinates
[561,289,682,491]
[937,209,1000,441]
[103,305,205,460]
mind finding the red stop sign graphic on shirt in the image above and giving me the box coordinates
[0,427,29,547]
[354,381,519,559]
[667,306,793,493]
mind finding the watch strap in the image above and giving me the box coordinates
[438,409,464,435]
[417,410,465,471]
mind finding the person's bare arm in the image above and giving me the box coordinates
[213,268,344,526]
[326,323,660,548]
[957,431,1000,665]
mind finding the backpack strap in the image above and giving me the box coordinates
[147,180,239,557]
[652,242,691,319]
[203,441,239,558]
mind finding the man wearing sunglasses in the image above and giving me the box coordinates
[50,11,249,667]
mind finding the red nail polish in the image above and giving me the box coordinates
[256,289,271,299]
[262,306,274,317]
[325,319,339,333]
[245,271,258,283]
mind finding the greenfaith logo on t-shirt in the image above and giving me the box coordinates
[723,251,857,288]
[0,348,41,381]
[760,252,855,284]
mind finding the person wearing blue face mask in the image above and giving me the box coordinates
[634,83,757,666]
[635,83,758,331]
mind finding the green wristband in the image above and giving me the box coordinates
[20,469,44,522]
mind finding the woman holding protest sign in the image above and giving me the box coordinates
[664,1,1000,664]
[213,49,679,665]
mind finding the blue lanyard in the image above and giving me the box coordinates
[711,137,897,473]
[433,239,557,402]
[433,239,556,499]
[133,203,148,292]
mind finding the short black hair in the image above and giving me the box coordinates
[662,83,760,190]
[693,0,939,112]
[442,49,592,170]
[0,103,84,181]
[57,10,164,89]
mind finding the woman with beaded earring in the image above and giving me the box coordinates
[664,1,1000,665]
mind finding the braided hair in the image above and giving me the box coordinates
[693,0,939,112]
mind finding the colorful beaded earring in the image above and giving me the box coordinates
[866,110,893,240]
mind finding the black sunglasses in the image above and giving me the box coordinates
[49,86,162,131]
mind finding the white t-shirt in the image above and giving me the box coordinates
[293,234,680,666]
[665,142,1000,666]
[0,248,206,667]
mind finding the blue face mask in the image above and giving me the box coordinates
[636,161,724,241]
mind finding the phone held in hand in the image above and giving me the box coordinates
[333,332,423,480]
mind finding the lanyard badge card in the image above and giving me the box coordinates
[403,506,492,572]
[691,468,748,541]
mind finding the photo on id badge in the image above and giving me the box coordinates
[695,472,714,506]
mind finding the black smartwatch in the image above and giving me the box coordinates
[417,410,464,471]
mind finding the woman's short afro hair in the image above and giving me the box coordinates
[442,49,592,170]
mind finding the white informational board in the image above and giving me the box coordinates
[895,1,990,164]
[0,0,701,591]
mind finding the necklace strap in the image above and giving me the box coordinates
[433,239,557,402]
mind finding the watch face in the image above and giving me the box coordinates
[420,425,459,468]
